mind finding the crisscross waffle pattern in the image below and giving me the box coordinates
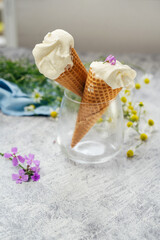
[56,48,87,97]
[71,68,122,147]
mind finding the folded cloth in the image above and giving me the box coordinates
[0,79,52,116]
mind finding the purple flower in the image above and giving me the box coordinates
[4,147,18,160]
[4,153,12,158]
[12,157,18,166]
[104,55,116,65]
[31,172,40,182]
[11,147,18,154]
[25,154,35,166]
[17,155,25,163]
[30,166,40,173]
[2,147,41,184]
[12,169,28,184]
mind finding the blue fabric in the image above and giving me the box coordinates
[0,78,54,116]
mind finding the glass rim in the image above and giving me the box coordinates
[64,90,119,105]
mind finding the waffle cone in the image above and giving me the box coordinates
[55,48,87,97]
[71,68,122,148]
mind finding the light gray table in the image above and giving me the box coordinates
[0,49,160,240]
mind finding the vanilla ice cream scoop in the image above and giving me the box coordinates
[32,29,74,79]
[90,61,136,89]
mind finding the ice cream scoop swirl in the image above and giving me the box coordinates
[90,61,136,89]
[32,29,74,79]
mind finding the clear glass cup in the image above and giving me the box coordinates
[57,90,124,164]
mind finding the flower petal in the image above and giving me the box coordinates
[4,153,12,158]
[16,179,22,184]
[19,169,25,175]
[12,174,19,181]
[36,167,40,173]
[22,174,29,182]
[18,155,25,163]
[30,166,36,172]
[24,155,29,160]
[28,153,35,160]
[32,167,40,173]
[11,147,18,154]
[26,159,32,166]
[12,157,18,166]
[33,160,40,166]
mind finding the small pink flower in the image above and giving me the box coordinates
[31,172,40,182]
[25,154,35,166]
[12,169,28,184]
[104,55,116,65]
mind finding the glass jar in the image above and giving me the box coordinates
[57,90,124,164]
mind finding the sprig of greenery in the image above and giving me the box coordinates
[0,56,64,106]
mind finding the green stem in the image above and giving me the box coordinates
[135,142,143,149]
[25,171,33,176]
[132,125,140,135]
[19,164,25,170]
[139,107,141,122]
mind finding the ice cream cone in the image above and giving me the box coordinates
[71,68,122,148]
[55,48,87,97]
[33,30,88,97]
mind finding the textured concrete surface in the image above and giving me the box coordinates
[0,49,160,240]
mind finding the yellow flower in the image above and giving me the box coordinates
[141,74,152,84]
[121,96,127,103]
[35,93,40,98]
[128,105,134,110]
[32,89,42,103]
[127,122,133,127]
[144,78,150,84]
[148,119,154,126]
[125,90,130,96]
[127,150,134,158]
[50,111,58,118]
[140,133,148,141]
[135,83,141,89]
[128,102,132,106]
[139,102,144,107]
[97,117,103,123]
[130,114,139,122]
[132,110,137,115]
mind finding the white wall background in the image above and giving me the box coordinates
[15,0,160,54]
